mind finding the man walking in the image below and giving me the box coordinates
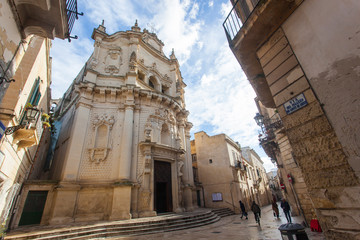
[239,200,248,219]
[251,201,261,224]
[281,199,292,223]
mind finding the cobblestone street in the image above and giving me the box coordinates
[112,204,325,240]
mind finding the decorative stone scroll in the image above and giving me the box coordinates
[105,47,122,74]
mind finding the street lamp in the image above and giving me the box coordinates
[254,113,264,126]
[5,107,40,135]
[25,107,40,121]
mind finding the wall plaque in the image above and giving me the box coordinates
[284,93,308,115]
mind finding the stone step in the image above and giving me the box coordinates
[7,209,221,240]
[65,215,221,240]
[37,213,219,240]
[211,208,235,217]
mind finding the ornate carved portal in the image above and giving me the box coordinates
[154,160,172,213]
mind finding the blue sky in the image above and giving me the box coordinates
[50,0,276,172]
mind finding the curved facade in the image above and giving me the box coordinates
[13,22,195,227]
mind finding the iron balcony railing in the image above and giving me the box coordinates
[65,0,83,41]
[223,0,260,42]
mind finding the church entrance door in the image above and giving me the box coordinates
[154,160,172,213]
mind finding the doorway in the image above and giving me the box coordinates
[19,191,48,226]
[154,161,172,213]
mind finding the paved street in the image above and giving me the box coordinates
[112,204,325,240]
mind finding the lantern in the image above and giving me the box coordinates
[254,113,264,126]
[25,107,40,122]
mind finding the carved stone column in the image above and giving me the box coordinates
[119,89,134,180]
[178,119,193,211]
[138,144,156,217]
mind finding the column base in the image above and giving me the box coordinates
[110,185,132,220]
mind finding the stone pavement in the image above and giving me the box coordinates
[109,204,325,240]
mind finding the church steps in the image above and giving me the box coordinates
[6,210,221,240]
[211,208,236,217]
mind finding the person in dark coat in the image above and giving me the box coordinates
[281,199,292,223]
[251,201,261,223]
[239,200,248,219]
[272,200,279,218]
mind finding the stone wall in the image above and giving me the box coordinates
[255,11,360,239]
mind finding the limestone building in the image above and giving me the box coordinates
[0,0,80,229]
[12,21,195,227]
[191,131,269,212]
[241,147,271,207]
[224,0,360,238]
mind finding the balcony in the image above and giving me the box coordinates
[5,106,44,149]
[11,0,82,41]
[255,112,282,163]
[234,161,246,172]
[223,0,260,42]
[223,0,303,108]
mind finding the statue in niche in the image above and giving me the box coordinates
[177,160,184,177]
[105,48,122,74]
[129,51,137,71]
[144,122,152,142]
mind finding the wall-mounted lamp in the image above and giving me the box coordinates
[5,107,40,135]
[254,113,264,126]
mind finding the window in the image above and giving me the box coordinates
[209,159,213,164]
[162,85,169,94]
[256,169,260,177]
[28,77,41,106]
[20,77,41,124]
[232,151,236,165]
[149,76,156,89]
[149,80,155,89]
[212,192,223,202]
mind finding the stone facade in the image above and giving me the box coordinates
[191,131,270,212]
[225,0,360,238]
[12,22,195,227]
[241,147,271,207]
[255,99,314,224]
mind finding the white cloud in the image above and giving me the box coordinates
[186,44,260,147]
[189,3,199,19]
[261,156,277,173]
[50,36,93,98]
[209,1,214,7]
[150,0,203,64]
[221,1,233,18]
[80,0,140,33]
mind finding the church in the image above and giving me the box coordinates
[12,21,195,227]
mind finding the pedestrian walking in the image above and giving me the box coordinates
[272,200,279,218]
[280,199,292,223]
[251,201,261,224]
[239,200,248,219]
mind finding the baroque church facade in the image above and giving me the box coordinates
[12,21,195,227]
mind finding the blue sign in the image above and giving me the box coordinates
[0,121,5,140]
[284,93,308,115]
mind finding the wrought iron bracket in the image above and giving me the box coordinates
[0,76,15,84]
[5,125,25,135]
